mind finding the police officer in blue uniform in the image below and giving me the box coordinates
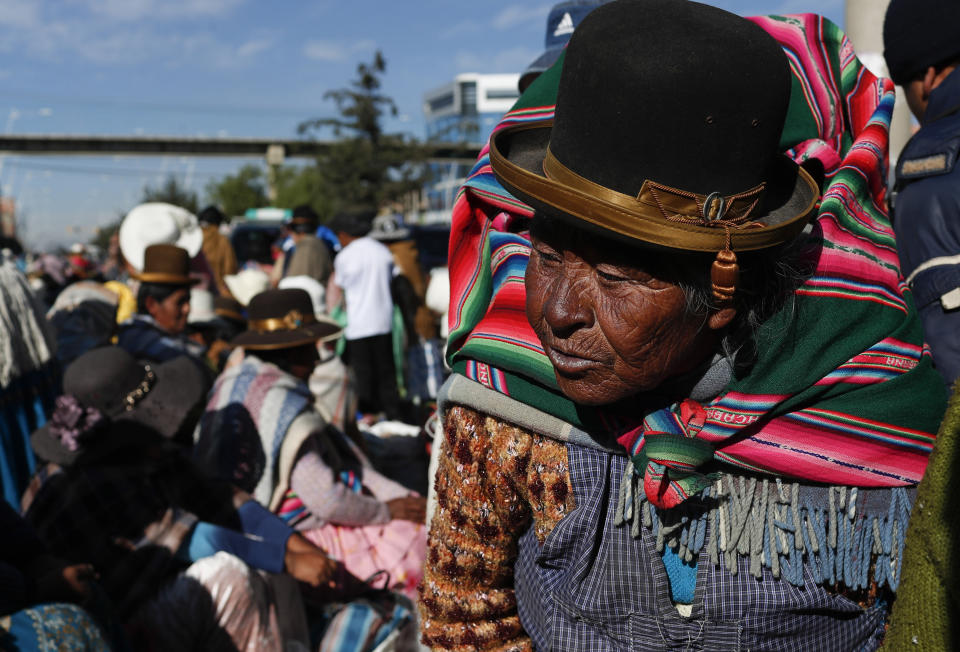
[885,0,960,389]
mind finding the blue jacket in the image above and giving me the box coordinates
[893,67,960,389]
[117,314,206,364]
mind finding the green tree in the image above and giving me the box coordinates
[271,165,332,215]
[204,164,269,218]
[297,50,427,216]
[301,50,394,144]
[141,175,199,214]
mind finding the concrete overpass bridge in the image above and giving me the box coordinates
[0,133,481,163]
[0,134,483,233]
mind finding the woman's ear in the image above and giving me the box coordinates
[144,295,158,318]
[708,306,736,331]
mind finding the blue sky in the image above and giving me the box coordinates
[0,0,845,249]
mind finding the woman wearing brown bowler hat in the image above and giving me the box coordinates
[196,288,429,600]
[117,243,207,366]
[419,1,945,650]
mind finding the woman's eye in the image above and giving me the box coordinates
[597,269,630,283]
[535,247,561,264]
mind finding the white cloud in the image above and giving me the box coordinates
[0,0,41,28]
[303,38,376,62]
[236,37,273,58]
[0,10,272,70]
[352,39,375,54]
[63,27,155,64]
[20,21,73,59]
[80,0,245,22]
[491,4,550,30]
[440,20,479,40]
[455,46,538,73]
[303,40,346,61]
[0,1,282,71]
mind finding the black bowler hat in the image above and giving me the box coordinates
[231,288,341,350]
[491,0,819,256]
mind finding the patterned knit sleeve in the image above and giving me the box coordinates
[420,405,575,651]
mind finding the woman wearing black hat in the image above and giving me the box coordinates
[23,346,357,651]
[195,288,429,600]
[419,1,945,650]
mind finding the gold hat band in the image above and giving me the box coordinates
[134,272,197,285]
[488,121,819,253]
[248,310,316,333]
[539,147,813,252]
[543,147,767,224]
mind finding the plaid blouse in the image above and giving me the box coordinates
[515,444,889,651]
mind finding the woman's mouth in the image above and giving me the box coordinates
[546,345,601,375]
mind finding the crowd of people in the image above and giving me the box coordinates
[0,198,444,650]
[2,0,960,650]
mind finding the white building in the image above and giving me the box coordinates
[423,73,520,143]
[421,73,520,219]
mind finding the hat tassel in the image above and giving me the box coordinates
[711,246,738,306]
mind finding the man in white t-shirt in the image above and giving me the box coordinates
[330,210,401,419]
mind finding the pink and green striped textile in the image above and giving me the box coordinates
[445,14,946,507]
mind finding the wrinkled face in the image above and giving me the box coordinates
[149,288,191,334]
[525,216,720,406]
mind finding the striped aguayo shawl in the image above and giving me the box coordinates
[195,357,362,509]
[196,357,313,507]
[445,14,946,509]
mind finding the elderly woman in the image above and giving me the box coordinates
[419,2,946,650]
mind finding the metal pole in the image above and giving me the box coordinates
[845,0,912,183]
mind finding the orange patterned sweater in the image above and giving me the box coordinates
[419,405,576,651]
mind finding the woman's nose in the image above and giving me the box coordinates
[543,273,594,336]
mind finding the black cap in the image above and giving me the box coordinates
[329,209,375,238]
[884,0,960,85]
[198,205,227,226]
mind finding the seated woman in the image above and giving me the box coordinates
[117,243,206,365]
[420,2,946,650]
[195,288,428,600]
[0,500,110,651]
[23,346,352,652]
